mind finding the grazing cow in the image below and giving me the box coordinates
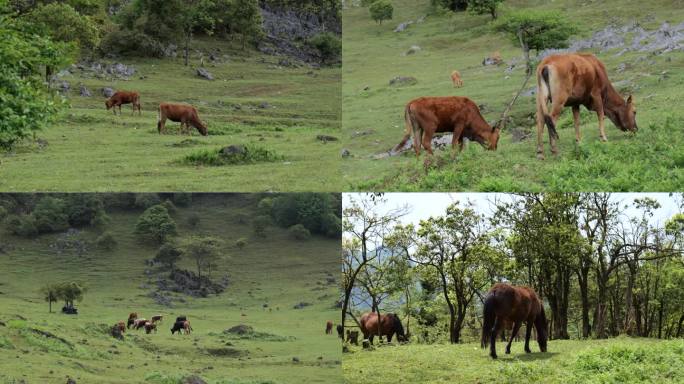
[105,91,141,115]
[336,324,344,339]
[536,53,637,159]
[157,103,208,136]
[171,320,191,335]
[175,316,187,323]
[325,321,333,335]
[183,321,193,335]
[481,283,548,359]
[133,318,148,330]
[346,330,359,345]
[394,96,499,158]
[359,312,407,345]
[451,70,464,88]
[144,321,157,334]
[116,321,126,334]
[151,315,163,324]
[127,313,138,329]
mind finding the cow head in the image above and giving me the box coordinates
[611,95,638,132]
[488,127,500,150]
[105,100,113,110]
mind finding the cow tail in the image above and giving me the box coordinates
[481,295,495,349]
[393,104,414,153]
[539,66,559,140]
[157,106,162,134]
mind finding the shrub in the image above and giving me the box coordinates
[288,224,311,240]
[134,194,162,209]
[161,199,177,214]
[369,0,393,24]
[98,28,166,57]
[134,205,177,244]
[321,212,341,238]
[33,196,69,233]
[172,193,192,207]
[432,0,468,11]
[235,238,247,249]
[181,145,283,166]
[155,242,183,270]
[64,194,107,227]
[253,215,271,237]
[308,32,341,63]
[5,214,38,237]
[257,197,274,216]
[95,231,117,250]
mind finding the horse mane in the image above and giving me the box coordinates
[535,302,548,345]
[391,313,405,336]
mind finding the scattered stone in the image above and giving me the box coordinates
[66,378,77,384]
[394,21,413,33]
[482,52,503,66]
[341,148,351,158]
[389,76,418,87]
[258,102,271,109]
[405,45,422,55]
[181,375,207,384]
[196,68,214,80]
[78,85,91,97]
[316,135,339,142]
[616,62,628,73]
[220,145,247,157]
[293,302,311,309]
[57,81,70,94]
[102,87,115,98]
[225,324,254,335]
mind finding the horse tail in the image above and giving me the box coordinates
[481,295,496,349]
[538,65,559,140]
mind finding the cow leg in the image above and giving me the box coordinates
[548,103,565,156]
[490,317,500,359]
[369,335,374,345]
[593,97,607,142]
[572,105,581,143]
[451,124,465,159]
[535,94,546,160]
[505,321,522,354]
[524,320,533,353]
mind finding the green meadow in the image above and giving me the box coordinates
[0,195,341,384]
[0,38,341,192]
[343,338,684,384]
[342,0,684,191]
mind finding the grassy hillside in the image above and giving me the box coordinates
[342,0,684,191]
[0,38,341,192]
[0,195,341,384]
[343,338,684,383]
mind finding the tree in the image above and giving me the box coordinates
[155,242,183,270]
[96,231,117,250]
[40,283,60,313]
[494,11,576,129]
[134,205,177,244]
[64,194,107,227]
[28,3,100,53]
[369,0,393,25]
[230,0,263,50]
[468,0,503,19]
[182,235,224,285]
[289,224,311,240]
[33,196,69,233]
[178,0,214,66]
[432,0,468,12]
[57,281,86,308]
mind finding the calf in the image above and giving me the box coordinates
[171,321,186,335]
[450,70,463,88]
[536,53,637,158]
[133,318,148,330]
[144,322,157,334]
[336,324,344,339]
[116,321,126,334]
[105,91,141,115]
[157,103,208,136]
[325,321,333,335]
[395,96,499,158]
[151,315,163,324]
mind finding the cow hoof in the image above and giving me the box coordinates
[536,153,545,160]
[505,349,511,354]
[490,354,498,359]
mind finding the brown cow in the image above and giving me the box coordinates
[536,53,637,159]
[451,70,464,88]
[325,321,333,335]
[157,103,208,136]
[151,315,163,324]
[394,96,499,158]
[127,312,138,329]
[105,91,141,115]
[144,322,157,334]
[183,320,193,335]
[133,318,148,330]
[116,321,126,334]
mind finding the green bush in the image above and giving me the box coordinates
[33,196,69,233]
[181,145,283,166]
[64,194,107,227]
[161,199,177,214]
[155,242,183,270]
[134,205,177,244]
[95,231,117,250]
[5,214,38,237]
[98,28,166,57]
[308,32,341,63]
[432,0,468,11]
[134,194,162,209]
[288,224,311,240]
[235,237,247,249]
[369,0,393,24]
[172,193,193,207]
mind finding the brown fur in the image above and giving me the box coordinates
[157,103,208,136]
[151,315,163,324]
[394,96,499,158]
[127,313,138,329]
[182,320,193,335]
[133,318,148,330]
[482,283,548,359]
[535,53,637,158]
[105,91,141,115]
[325,320,333,335]
[450,70,464,88]
[116,321,126,334]
[144,322,157,334]
[359,312,406,344]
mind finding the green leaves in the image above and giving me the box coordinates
[495,10,578,51]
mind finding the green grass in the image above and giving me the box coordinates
[0,38,341,192]
[342,338,684,383]
[181,145,284,166]
[0,195,341,384]
[342,0,684,191]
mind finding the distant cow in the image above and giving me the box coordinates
[395,96,499,158]
[326,321,333,335]
[127,312,138,329]
[116,321,126,334]
[157,103,208,136]
[105,91,141,115]
[171,320,192,335]
[133,318,148,330]
[535,53,637,159]
[175,316,187,323]
[336,324,344,339]
[151,315,163,324]
[346,330,359,345]
[183,321,193,335]
[144,322,157,334]
[451,70,463,88]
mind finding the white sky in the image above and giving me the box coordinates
[343,193,681,227]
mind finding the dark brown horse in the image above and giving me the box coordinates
[359,312,406,344]
[481,283,548,359]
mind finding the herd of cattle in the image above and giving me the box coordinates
[113,312,193,336]
[104,91,208,136]
[395,53,638,160]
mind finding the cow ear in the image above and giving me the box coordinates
[627,95,633,104]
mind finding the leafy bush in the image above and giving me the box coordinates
[253,215,271,237]
[98,27,166,57]
[155,242,183,270]
[288,224,311,240]
[369,0,393,24]
[235,238,247,249]
[308,32,341,63]
[134,194,162,209]
[172,193,192,207]
[33,197,69,233]
[161,199,176,214]
[5,214,38,237]
[134,205,177,244]
[64,194,107,227]
[432,0,468,11]
[181,145,283,166]
[257,197,274,216]
[95,231,117,250]
[270,193,341,237]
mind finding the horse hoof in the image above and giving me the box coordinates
[491,354,498,359]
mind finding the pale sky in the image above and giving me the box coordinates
[343,193,681,227]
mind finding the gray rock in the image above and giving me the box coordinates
[405,45,421,55]
[79,85,92,97]
[389,76,418,87]
[341,148,351,158]
[258,102,271,109]
[181,375,207,384]
[196,68,214,80]
[316,135,339,142]
[58,81,70,93]
[220,145,247,157]
[102,87,115,98]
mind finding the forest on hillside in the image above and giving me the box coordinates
[343,193,684,344]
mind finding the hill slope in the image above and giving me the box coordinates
[0,194,341,384]
[342,0,684,191]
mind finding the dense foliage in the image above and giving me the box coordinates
[262,193,341,238]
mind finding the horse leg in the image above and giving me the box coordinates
[489,317,500,359]
[369,335,374,345]
[387,333,393,343]
[524,320,533,353]
[505,321,522,354]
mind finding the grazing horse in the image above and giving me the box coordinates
[395,96,499,159]
[144,322,157,334]
[536,53,637,158]
[481,283,548,359]
[133,318,148,330]
[325,321,333,335]
[359,312,407,345]
[151,315,163,324]
[127,313,138,329]
[157,103,208,136]
[105,91,141,115]
[451,70,464,88]
[336,324,344,339]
